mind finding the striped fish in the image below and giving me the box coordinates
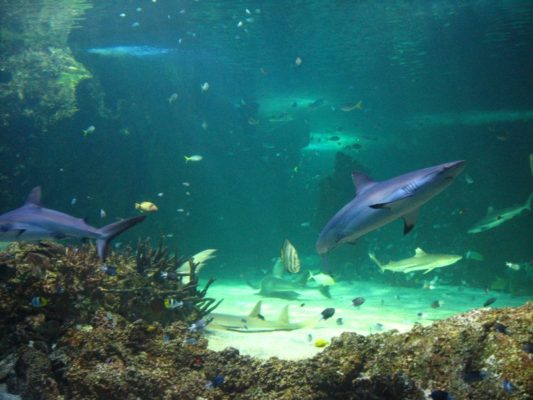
[281,239,301,273]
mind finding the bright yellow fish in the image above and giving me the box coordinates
[135,202,158,212]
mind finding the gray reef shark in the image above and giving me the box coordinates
[0,186,145,261]
[208,301,318,332]
[369,248,462,274]
[468,192,533,234]
[316,160,465,254]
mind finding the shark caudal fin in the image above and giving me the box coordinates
[368,252,384,272]
[96,216,145,262]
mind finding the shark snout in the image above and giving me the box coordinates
[441,160,466,178]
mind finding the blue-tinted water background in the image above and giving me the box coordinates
[1,0,532,294]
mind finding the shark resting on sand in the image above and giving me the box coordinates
[208,301,318,332]
[0,187,145,262]
[316,160,465,255]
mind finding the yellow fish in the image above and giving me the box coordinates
[308,272,335,286]
[314,338,329,348]
[135,202,158,212]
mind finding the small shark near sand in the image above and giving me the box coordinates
[316,160,465,255]
[0,187,145,262]
[208,301,318,332]
[368,248,462,274]
[468,193,533,233]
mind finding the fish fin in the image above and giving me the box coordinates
[525,192,533,211]
[402,208,419,235]
[277,305,290,325]
[52,232,66,239]
[422,268,434,274]
[248,301,262,318]
[96,216,145,262]
[318,285,331,298]
[351,172,375,194]
[15,229,26,237]
[368,252,384,272]
[24,186,42,206]
[414,248,426,257]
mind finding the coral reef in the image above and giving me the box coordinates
[0,0,92,128]
[1,241,531,399]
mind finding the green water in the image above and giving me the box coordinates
[1,1,532,301]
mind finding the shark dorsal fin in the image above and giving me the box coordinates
[248,301,262,318]
[351,172,375,194]
[277,305,290,325]
[25,186,42,206]
[414,248,426,257]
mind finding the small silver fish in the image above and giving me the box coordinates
[100,209,106,218]
[281,239,300,273]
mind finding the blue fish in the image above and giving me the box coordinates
[101,264,117,276]
[30,296,48,307]
[87,46,173,57]
[502,379,516,394]
[0,187,145,262]
[316,160,465,255]
[430,390,454,400]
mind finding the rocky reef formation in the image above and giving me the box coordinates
[0,0,92,128]
[0,242,531,399]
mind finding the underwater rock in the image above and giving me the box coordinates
[1,242,531,399]
[0,0,92,129]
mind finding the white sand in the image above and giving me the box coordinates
[203,279,530,360]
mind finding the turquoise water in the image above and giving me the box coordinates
[1,1,532,306]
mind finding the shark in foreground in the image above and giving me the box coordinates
[369,248,462,274]
[208,301,318,332]
[0,187,145,262]
[316,160,466,255]
[468,192,533,234]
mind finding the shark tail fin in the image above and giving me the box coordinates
[97,216,145,262]
[368,252,384,272]
[525,192,533,211]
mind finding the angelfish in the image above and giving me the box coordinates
[280,239,300,273]
[316,161,465,255]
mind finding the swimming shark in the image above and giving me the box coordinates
[87,45,173,57]
[369,248,462,274]
[316,160,465,254]
[208,301,319,332]
[468,192,533,233]
[0,187,145,262]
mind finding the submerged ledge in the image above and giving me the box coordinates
[1,302,531,399]
[0,243,531,399]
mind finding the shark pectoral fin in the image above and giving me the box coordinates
[52,232,66,239]
[422,268,434,274]
[402,209,420,235]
